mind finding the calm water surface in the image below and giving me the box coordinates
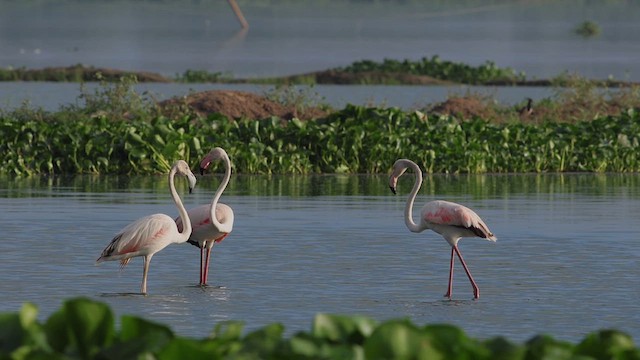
[1,1,638,111]
[1,1,639,80]
[1,174,639,342]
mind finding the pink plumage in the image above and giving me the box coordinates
[96,160,197,295]
[390,159,496,299]
[176,147,234,286]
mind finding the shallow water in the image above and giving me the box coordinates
[1,174,639,342]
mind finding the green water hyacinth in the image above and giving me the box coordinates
[0,298,638,359]
[1,105,640,175]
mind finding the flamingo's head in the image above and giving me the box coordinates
[174,160,197,193]
[389,159,410,195]
[389,180,398,195]
[200,147,229,175]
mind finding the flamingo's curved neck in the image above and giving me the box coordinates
[170,167,191,243]
[209,153,231,231]
[403,160,425,233]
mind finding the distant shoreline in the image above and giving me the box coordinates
[2,64,638,88]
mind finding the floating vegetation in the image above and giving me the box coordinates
[1,76,640,175]
[574,20,601,38]
[0,298,638,359]
[2,103,640,175]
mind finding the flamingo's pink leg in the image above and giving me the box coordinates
[199,245,206,285]
[203,234,229,285]
[141,255,152,295]
[444,247,455,299]
[203,244,213,285]
[453,245,479,299]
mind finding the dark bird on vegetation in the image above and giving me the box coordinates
[518,98,534,116]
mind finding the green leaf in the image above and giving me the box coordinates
[483,337,525,360]
[120,315,174,343]
[364,319,442,360]
[15,302,53,356]
[575,329,636,359]
[18,303,38,332]
[99,315,174,359]
[62,298,115,359]
[192,136,201,152]
[209,320,244,341]
[158,338,217,359]
[43,310,69,354]
[0,312,23,353]
[423,324,490,359]
[240,323,285,357]
[525,334,574,360]
[312,314,376,345]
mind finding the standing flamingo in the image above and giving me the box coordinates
[96,160,197,295]
[389,159,496,299]
[176,147,234,286]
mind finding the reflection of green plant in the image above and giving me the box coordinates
[1,298,638,359]
[574,20,601,38]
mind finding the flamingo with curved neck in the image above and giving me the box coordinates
[389,159,496,299]
[177,147,234,286]
[96,160,196,295]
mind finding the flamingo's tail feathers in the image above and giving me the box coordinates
[468,224,497,242]
[187,239,201,248]
[99,233,123,259]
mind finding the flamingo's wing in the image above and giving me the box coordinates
[423,200,496,240]
[176,204,210,231]
[177,204,211,248]
[177,204,234,247]
[98,214,172,261]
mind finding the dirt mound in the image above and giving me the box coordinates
[159,90,331,121]
[428,96,499,121]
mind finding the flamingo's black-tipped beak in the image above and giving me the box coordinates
[200,159,212,175]
[389,185,397,195]
[189,186,194,194]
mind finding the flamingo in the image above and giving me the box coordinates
[96,160,197,295]
[176,147,234,286]
[389,159,497,299]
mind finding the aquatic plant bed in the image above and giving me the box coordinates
[1,103,639,175]
[1,298,636,359]
[2,75,639,175]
